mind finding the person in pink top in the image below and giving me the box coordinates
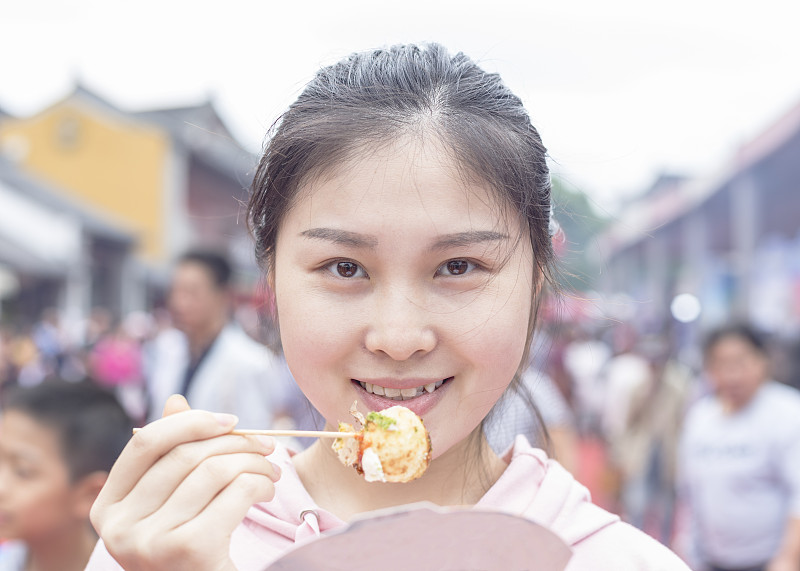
[86,43,690,570]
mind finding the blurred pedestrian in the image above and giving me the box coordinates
[31,308,65,378]
[0,327,13,397]
[88,315,148,424]
[144,249,287,429]
[611,341,690,543]
[7,326,44,388]
[563,323,612,435]
[486,368,579,473]
[82,307,113,352]
[600,323,651,444]
[0,379,133,571]
[677,324,800,571]
[482,328,578,472]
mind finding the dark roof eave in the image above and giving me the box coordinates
[0,159,136,245]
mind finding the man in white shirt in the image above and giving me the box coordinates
[678,324,800,571]
[145,249,287,429]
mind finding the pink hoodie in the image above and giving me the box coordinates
[86,436,690,570]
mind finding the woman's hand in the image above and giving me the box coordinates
[90,395,281,571]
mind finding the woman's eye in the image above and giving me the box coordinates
[325,260,366,278]
[437,259,474,276]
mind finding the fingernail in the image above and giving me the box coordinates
[213,413,238,427]
[271,463,282,481]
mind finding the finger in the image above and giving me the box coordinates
[95,449,278,571]
[175,472,276,544]
[163,394,191,417]
[122,434,275,518]
[96,409,240,505]
[153,452,280,530]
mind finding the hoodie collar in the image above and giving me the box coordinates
[244,442,346,546]
[478,435,619,545]
[246,435,617,552]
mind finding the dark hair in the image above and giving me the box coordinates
[3,380,133,482]
[703,323,768,359]
[247,43,558,467]
[178,249,233,289]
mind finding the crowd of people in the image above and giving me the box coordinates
[0,252,315,433]
[5,278,798,571]
[3,265,800,571]
[0,42,798,571]
[516,320,800,571]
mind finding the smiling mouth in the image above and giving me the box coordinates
[355,377,453,401]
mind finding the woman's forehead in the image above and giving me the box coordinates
[288,136,516,229]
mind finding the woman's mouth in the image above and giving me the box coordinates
[354,377,453,401]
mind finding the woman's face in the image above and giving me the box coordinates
[272,137,535,457]
[705,335,768,412]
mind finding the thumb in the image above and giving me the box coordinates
[162,394,191,418]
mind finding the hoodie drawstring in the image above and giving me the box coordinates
[295,509,322,543]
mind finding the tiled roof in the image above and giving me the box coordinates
[54,84,257,184]
[134,100,257,184]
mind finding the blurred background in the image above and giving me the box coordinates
[2,0,800,562]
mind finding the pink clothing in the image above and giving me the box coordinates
[87,436,689,570]
[89,336,142,387]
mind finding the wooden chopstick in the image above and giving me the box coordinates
[132,427,358,438]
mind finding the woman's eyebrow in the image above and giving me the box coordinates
[429,230,508,251]
[300,228,507,251]
[300,228,379,249]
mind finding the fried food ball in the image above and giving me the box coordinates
[332,405,432,483]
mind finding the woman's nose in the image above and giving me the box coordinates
[364,288,437,361]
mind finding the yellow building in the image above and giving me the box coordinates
[0,85,258,314]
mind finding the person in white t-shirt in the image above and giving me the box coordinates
[678,324,800,571]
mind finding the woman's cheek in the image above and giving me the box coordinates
[278,293,362,377]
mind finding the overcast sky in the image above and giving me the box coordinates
[2,0,799,213]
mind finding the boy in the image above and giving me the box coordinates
[0,380,132,571]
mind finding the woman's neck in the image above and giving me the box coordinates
[292,429,507,522]
[25,523,97,571]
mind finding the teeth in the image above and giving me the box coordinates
[357,378,449,399]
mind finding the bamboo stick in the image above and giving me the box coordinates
[132,427,357,438]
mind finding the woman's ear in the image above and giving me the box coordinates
[71,471,109,520]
